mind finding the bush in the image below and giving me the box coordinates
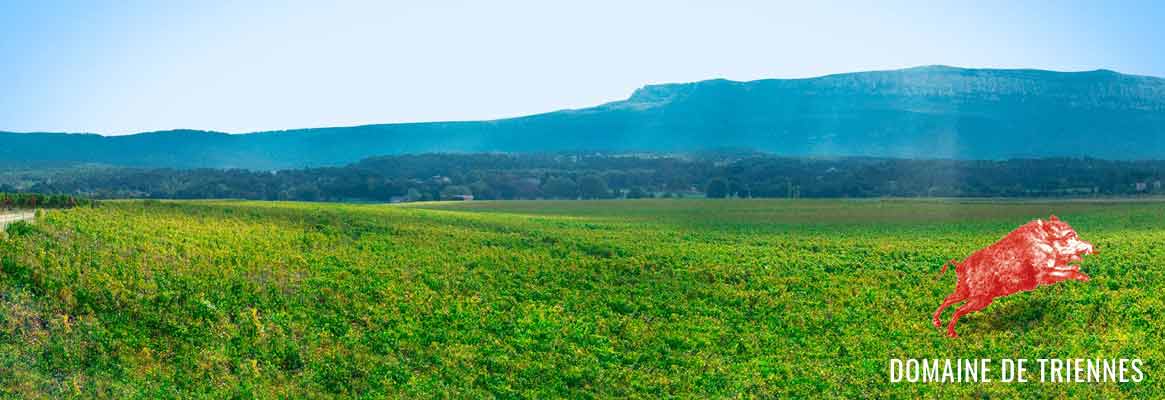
[578,175,610,199]
[705,178,729,198]
[4,221,37,237]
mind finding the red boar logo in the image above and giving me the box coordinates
[933,215,1096,338]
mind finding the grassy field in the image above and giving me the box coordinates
[1,199,1162,398]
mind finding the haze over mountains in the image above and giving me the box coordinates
[4,65,1165,170]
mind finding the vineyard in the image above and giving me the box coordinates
[1,199,1162,397]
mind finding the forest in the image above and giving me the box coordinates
[3,153,1165,202]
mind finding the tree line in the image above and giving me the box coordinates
[4,153,1165,202]
[0,192,95,210]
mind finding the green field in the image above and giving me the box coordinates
[1,199,1162,398]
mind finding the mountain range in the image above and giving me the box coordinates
[3,65,1165,170]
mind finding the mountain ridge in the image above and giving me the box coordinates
[4,66,1165,169]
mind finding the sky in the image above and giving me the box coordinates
[1,0,1162,135]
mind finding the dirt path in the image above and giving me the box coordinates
[0,211,36,229]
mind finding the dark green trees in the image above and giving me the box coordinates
[578,175,610,199]
[0,193,92,210]
[705,178,729,198]
[542,177,578,200]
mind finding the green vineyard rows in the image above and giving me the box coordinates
[1,199,1161,398]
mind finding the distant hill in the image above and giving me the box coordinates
[4,66,1165,169]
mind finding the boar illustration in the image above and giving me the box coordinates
[933,215,1095,337]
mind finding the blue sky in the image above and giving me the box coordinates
[1,0,1162,135]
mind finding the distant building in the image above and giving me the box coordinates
[1135,182,1148,192]
[447,194,474,201]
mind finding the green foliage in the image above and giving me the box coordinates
[0,199,1162,397]
[406,188,423,202]
[0,192,92,209]
[11,154,1165,201]
[542,177,578,199]
[468,180,494,199]
[3,221,36,237]
[625,187,650,199]
[729,180,750,198]
[577,175,609,199]
[439,185,472,199]
[705,178,729,198]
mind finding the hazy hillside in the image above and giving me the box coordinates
[4,66,1165,169]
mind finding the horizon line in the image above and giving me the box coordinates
[3,64,1159,137]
